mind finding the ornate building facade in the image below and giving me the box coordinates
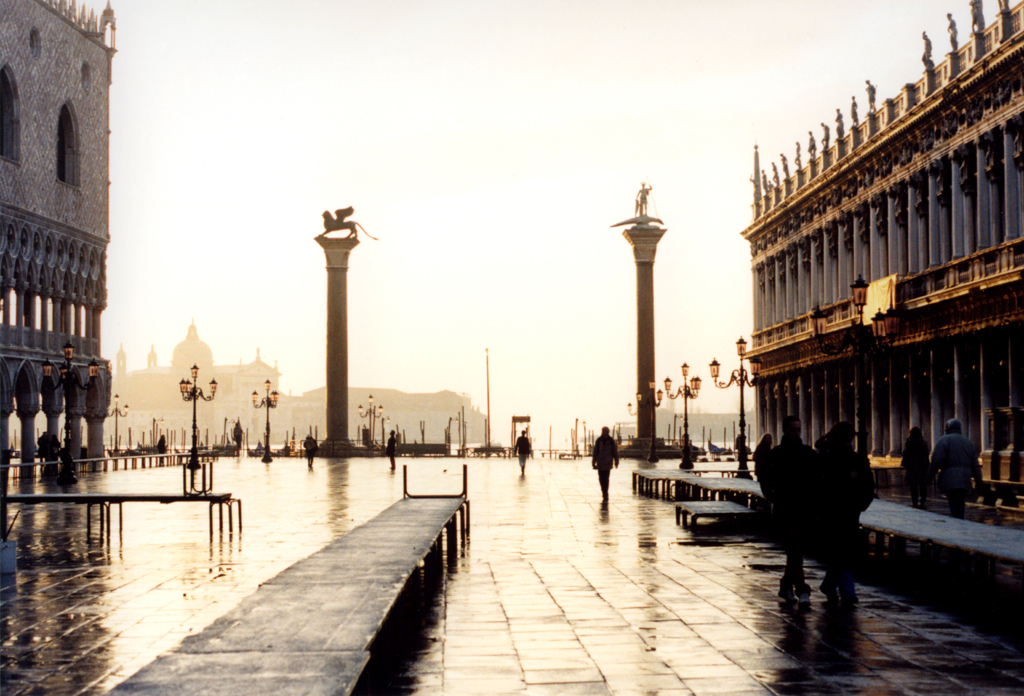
[0,0,117,460]
[745,3,1024,476]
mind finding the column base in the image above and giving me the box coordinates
[316,439,360,458]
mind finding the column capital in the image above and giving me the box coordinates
[315,234,360,269]
[622,225,666,264]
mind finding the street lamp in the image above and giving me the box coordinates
[252,379,279,464]
[357,395,384,454]
[179,363,217,494]
[41,341,99,485]
[105,393,129,454]
[663,363,702,470]
[628,381,663,463]
[811,274,900,456]
[708,337,761,478]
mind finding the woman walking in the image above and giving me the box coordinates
[901,427,930,508]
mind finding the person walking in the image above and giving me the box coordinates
[761,415,819,606]
[386,430,397,471]
[303,434,318,469]
[901,426,930,508]
[926,418,982,519]
[818,421,875,606]
[591,426,619,501]
[514,430,531,474]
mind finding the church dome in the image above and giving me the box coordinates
[171,322,214,372]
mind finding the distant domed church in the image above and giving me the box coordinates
[112,322,281,450]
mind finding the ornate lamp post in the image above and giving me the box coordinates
[663,363,702,470]
[708,337,761,478]
[105,394,129,454]
[41,341,99,485]
[179,364,217,494]
[252,380,279,464]
[811,274,900,456]
[628,382,663,463]
[357,395,384,454]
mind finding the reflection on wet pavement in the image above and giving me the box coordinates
[3,457,1024,695]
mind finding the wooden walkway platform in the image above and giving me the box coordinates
[109,495,469,696]
[635,468,1024,584]
[6,492,240,537]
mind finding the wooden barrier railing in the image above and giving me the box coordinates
[4,452,217,480]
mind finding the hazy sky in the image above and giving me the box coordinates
[104,0,958,444]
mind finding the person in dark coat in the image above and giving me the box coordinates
[385,430,397,471]
[303,434,318,469]
[926,418,982,519]
[901,426,930,508]
[514,430,531,474]
[818,421,875,606]
[762,415,819,605]
[591,426,619,502]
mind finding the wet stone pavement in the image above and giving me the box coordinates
[3,456,1024,695]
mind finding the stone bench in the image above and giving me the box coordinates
[675,500,762,527]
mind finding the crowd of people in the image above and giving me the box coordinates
[753,414,983,608]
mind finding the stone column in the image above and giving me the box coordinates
[871,360,885,457]
[928,161,943,267]
[976,139,991,252]
[822,228,834,306]
[954,341,969,441]
[0,402,10,460]
[774,255,783,326]
[1011,327,1024,408]
[810,368,822,445]
[908,177,922,274]
[908,350,922,434]
[887,188,899,276]
[68,405,84,459]
[888,355,903,457]
[798,372,812,441]
[869,197,882,280]
[809,233,821,309]
[823,366,835,429]
[980,338,996,452]
[17,403,38,462]
[316,234,361,448]
[1005,125,1021,241]
[623,222,667,440]
[86,415,105,459]
[852,210,864,282]
[930,347,945,447]
[952,147,968,259]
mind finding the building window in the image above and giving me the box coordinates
[29,28,41,60]
[81,62,91,92]
[56,104,77,185]
[0,66,18,160]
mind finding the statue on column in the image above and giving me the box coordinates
[808,131,817,160]
[850,97,859,126]
[635,182,652,217]
[922,32,935,70]
[795,141,802,170]
[865,81,877,114]
[319,206,378,240]
[948,13,959,51]
[970,1,985,34]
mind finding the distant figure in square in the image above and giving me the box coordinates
[818,421,875,606]
[303,434,318,469]
[157,435,167,454]
[386,430,397,471]
[514,430,531,474]
[761,415,819,606]
[233,420,243,454]
[591,426,619,502]
[926,419,982,519]
[901,426,930,509]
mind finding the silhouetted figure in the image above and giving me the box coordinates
[761,415,819,606]
[386,430,397,471]
[926,419,982,519]
[818,422,874,606]
[752,433,773,486]
[303,434,318,469]
[591,426,619,502]
[901,427,930,508]
[514,430,531,474]
[232,420,243,454]
[157,435,167,454]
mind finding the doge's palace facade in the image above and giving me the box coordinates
[745,3,1024,482]
[0,0,117,461]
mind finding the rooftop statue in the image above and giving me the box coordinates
[999,0,1010,12]
[851,97,859,126]
[808,131,817,159]
[771,163,781,188]
[948,13,959,51]
[821,123,830,151]
[922,31,935,70]
[970,0,985,34]
[762,170,770,194]
[320,206,378,240]
[835,109,845,140]
[795,141,802,170]
[780,153,790,180]
[866,80,877,114]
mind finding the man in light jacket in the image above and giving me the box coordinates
[592,426,619,502]
[926,419,983,519]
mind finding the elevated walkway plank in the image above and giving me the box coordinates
[110,496,467,696]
